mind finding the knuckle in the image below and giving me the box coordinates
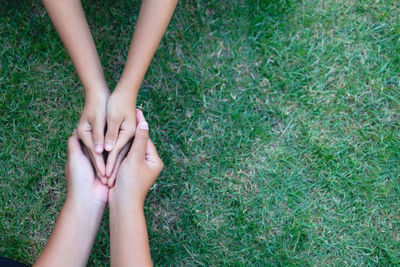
[93,122,105,132]
[136,129,148,138]
[93,137,103,143]
[106,133,118,141]
[93,130,104,140]
[106,125,120,135]
[77,125,83,132]
[107,113,120,123]
[119,131,134,142]
[77,126,86,136]
[124,124,136,134]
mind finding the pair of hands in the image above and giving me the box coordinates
[66,109,163,209]
[78,87,137,187]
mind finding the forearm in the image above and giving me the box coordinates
[116,0,178,97]
[34,198,105,267]
[42,0,108,96]
[109,203,152,267]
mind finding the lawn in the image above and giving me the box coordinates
[1,0,399,265]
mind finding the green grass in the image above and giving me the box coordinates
[1,0,400,265]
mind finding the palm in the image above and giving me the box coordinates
[68,151,109,204]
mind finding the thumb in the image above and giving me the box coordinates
[128,119,149,161]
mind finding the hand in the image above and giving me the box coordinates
[109,109,163,207]
[77,89,109,183]
[104,88,137,178]
[65,131,109,206]
[34,132,108,267]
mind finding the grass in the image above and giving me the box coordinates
[1,0,400,265]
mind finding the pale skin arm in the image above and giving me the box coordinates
[109,110,164,266]
[41,0,107,95]
[42,0,176,186]
[42,0,109,181]
[116,0,179,94]
[105,0,178,182]
[34,199,105,267]
[109,203,152,266]
[34,133,109,267]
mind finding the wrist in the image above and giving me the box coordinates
[109,201,144,226]
[113,81,139,102]
[84,82,110,103]
[65,195,106,217]
[109,196,144,212]
[84,91,109,109]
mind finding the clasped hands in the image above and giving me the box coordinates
[77,87,141,188]
[34,109,160,266]
[68,106,163,209]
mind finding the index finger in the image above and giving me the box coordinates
[77,128,106,178]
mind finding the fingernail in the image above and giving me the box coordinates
[138,122,148,130]
[95,145,103,153]
[105,142,113,151]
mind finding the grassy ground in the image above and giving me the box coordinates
[1,0,399,265]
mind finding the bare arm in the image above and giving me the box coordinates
[34,133,108,267]
[104,0,178,181]
[109,110,164,266]
[42,0,109,181]
[42,0,107,94]
[34,199,105,267]
[117,0,178,96]
[109,204,152,267]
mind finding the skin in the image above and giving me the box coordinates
[34,132,108,267]
[42,0,177,184]
[34,110,163,266]
[109,110,163,266]
[42,0,109,182]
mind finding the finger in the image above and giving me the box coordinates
[105,117,121,152]
[136,108,145,124]
[105,132,132,177]
[128,116,149,161]
[80,142,107,184]
[77,128,106,178]
[145,139,162,166]
[100,176,108,185]
[92,120,105,154]
[145,139,159,159]
[107,140,131,188]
